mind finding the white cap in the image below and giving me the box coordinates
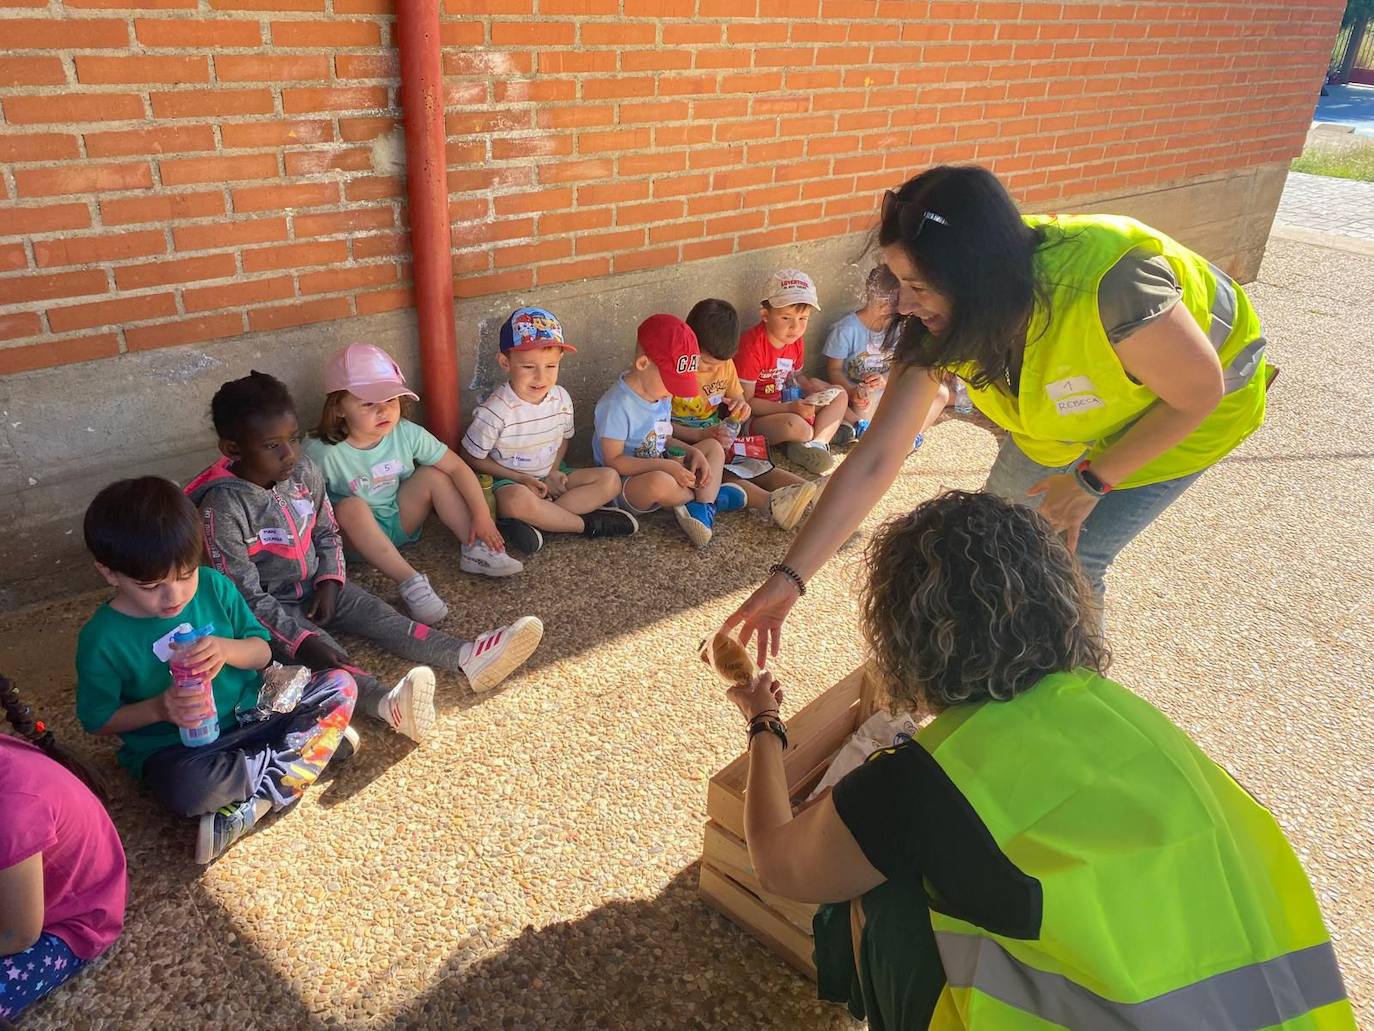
[762,268,820,310]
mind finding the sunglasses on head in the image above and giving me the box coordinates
[882,189,950,239]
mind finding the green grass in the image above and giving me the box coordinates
[1291,140,1374,182]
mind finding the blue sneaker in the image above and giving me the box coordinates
[196,797,271,864]
[715,483,748,513]
[673,500,715,548]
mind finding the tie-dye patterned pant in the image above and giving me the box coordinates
[141,669,357,817]
[0,932,86,1021]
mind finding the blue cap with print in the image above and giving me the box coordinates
[499,306,577,354]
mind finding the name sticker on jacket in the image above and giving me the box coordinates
[1046,375,1105,416]
[258,527,291,546]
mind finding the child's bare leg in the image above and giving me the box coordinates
[496,483,583,534]
[335,497,418,585]
[808,392,848,444]
[399,465,473,544]
[752,412,811,446]
[693,438,725,503]
[553,467,621,516]
[622,470,692,511]
[722,471,771,511]
[752,467,805,491]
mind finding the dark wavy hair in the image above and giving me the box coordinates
[877,165,1051,391]
[861,491,1108,712]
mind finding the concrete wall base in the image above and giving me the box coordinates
[0,161,1289,609]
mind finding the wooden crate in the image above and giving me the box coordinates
[698,666,882,980]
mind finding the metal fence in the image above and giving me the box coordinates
[1330,18,1374,84]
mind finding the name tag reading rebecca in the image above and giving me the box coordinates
[1045,375,1104,416]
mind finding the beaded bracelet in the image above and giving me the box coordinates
[768,562,806,597]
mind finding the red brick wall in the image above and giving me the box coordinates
[0,0,1342,375]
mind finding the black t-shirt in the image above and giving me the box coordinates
[818,740,1043,1029]
[833,739,1042,938]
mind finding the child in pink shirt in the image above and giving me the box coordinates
[0,675,126,1022]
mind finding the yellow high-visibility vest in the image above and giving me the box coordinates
[958,215,1267,488]
[912,669,1354,1028]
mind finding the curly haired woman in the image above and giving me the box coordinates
[725,492,1352,1030]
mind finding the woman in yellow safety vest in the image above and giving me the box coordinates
[727,164,1270,659]
[726,490,1352,1029]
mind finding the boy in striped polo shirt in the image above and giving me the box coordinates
[460,307,638,557]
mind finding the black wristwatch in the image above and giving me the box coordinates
[748,716,789,750]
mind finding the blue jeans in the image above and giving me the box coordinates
[983,436,1204,600]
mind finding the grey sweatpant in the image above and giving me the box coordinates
[273,581,468,715]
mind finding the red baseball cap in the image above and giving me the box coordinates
[637,314,701,397]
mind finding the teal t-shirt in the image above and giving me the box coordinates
[75,567,270,778]
[303,419,448,522]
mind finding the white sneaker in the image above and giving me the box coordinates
[460,616,545,693]
[398,572,448,624]
[379,666,435,742]
[767,479,823,532]
[460,540,524,578]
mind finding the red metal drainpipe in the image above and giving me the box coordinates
[395,0,460,447]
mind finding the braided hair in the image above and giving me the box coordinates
[1,674,109,803]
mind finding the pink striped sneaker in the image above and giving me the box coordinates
[380,666,435,743]
[460,615,544,693]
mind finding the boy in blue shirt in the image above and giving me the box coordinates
[592,314,746,548]
[75,477,358,864]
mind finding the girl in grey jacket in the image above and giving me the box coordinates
[187,372,543,744]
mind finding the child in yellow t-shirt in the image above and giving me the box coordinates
[672,299,822,532]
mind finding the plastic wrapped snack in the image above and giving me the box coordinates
[239,662,310,722]
[802,387,843,406]
[698,629,760,686]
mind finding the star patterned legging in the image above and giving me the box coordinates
[0,931,87,1020]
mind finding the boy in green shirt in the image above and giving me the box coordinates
[75,477,358,864]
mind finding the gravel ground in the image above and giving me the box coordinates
[2,233,1370,1029]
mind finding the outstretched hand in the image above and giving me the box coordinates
[723,571,801,668]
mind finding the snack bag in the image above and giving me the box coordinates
[730,435,769,460]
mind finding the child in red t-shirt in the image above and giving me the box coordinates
[733,269,849,475]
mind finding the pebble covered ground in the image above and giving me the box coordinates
[1,234,1370,1029]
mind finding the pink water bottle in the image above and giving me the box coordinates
[170,623,219,748]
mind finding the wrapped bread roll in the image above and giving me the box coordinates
[698,629,759,685]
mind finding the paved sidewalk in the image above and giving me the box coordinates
[1275,170,1374,242]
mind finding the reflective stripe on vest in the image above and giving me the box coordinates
[1207,263,1267,396]
[917,671,1354,1030]
[937,933,1347,1030]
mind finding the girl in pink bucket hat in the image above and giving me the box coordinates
[304,344,542,641]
